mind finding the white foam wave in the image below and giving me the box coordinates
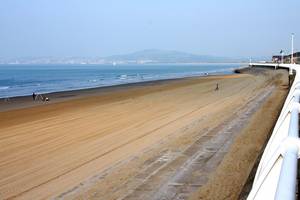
[0,86,9,90]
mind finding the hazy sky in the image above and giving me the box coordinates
[0,0,299,58]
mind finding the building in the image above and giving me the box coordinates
[272,52,300,64]
[293,52,300,64]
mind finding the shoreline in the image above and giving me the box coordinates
[0,63,242,100]
[0,72,240,112]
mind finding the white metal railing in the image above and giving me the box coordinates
[247,63,300,200]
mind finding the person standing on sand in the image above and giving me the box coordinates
[215,83,219,91]
[32,92,36,101]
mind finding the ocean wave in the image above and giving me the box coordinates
[118,74,128,80]
[0,86,9,90]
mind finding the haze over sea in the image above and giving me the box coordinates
[0,63,240,98]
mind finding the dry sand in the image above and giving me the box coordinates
[0,68,288,200]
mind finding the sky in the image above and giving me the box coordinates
[0,0,299,58]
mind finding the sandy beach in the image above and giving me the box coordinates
[0,67,288,200]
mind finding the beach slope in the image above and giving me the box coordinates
[0,68,287,199]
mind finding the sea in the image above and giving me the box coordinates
[0,63,242,98]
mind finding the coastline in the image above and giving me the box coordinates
[0,63,241,100]
[0,72,239,112]
[0,67,288,199]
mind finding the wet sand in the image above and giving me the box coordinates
[0,68,288,199]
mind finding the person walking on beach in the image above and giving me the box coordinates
[215,83,219,91]
[32,92,36,101]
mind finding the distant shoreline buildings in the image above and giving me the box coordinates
[272,52,300,64]
[0,50,253,65]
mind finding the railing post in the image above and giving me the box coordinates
[289,68,294,87]
[288,107,299,138]
[275,93,300,200]
[275,145,298,200]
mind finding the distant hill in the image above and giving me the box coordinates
[0,49,267,64]
[105,49,243,63]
